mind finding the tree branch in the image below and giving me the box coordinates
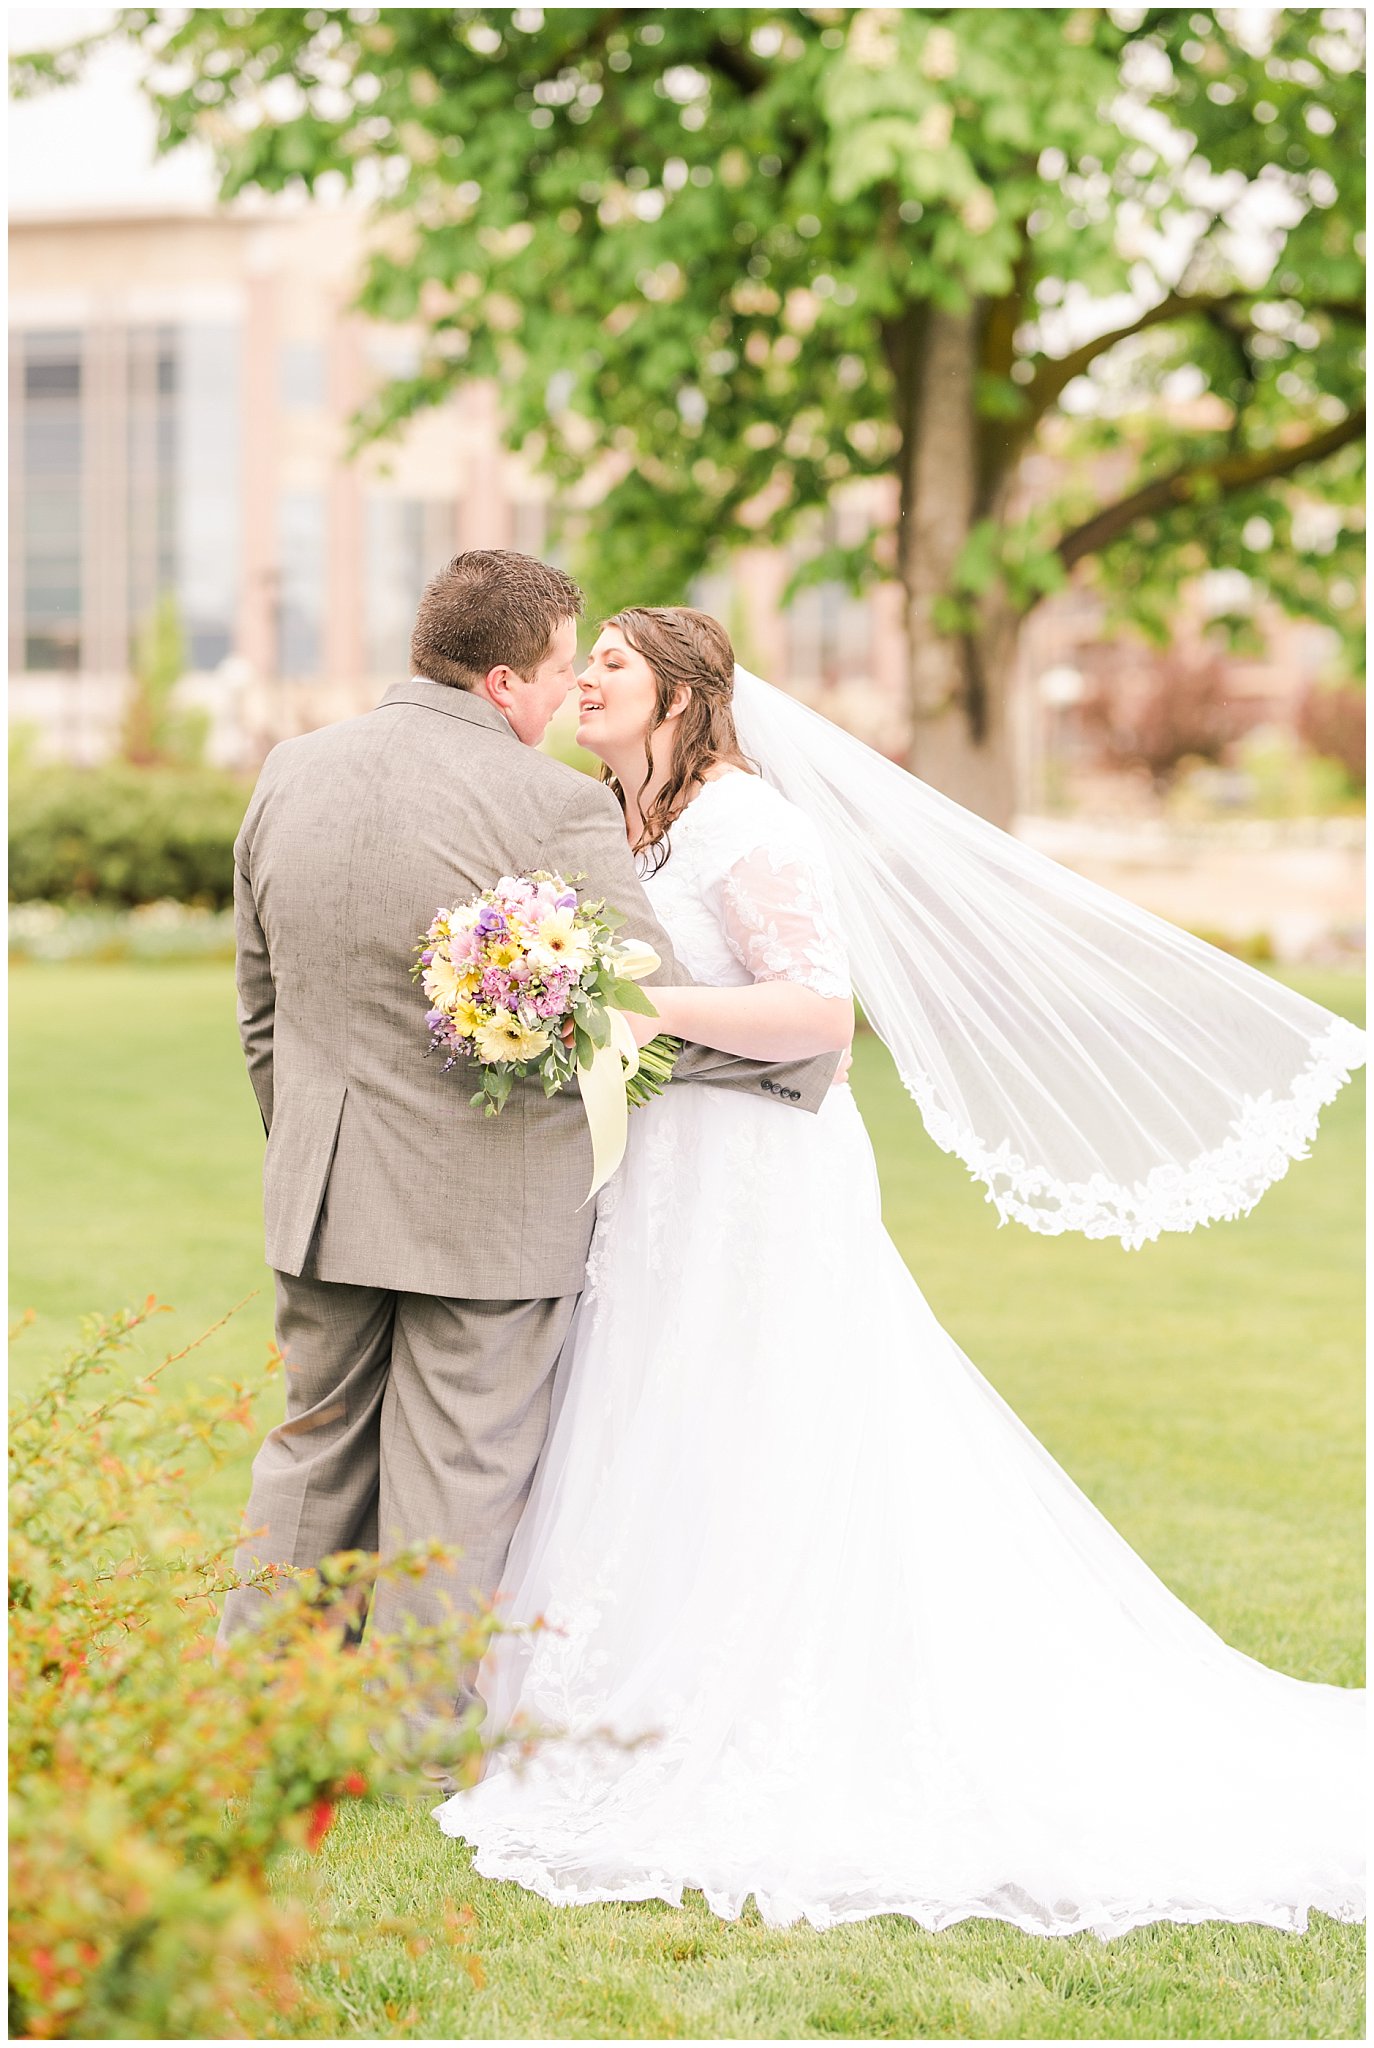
[879,304,926,557]
[1025,293,1367,423]
[1055,409,1366,570]
[1202,306,1259,446]
[550,8,627,70]
[703,34,768,96]
[976,242,1036,498]
[1024,292,1248,417]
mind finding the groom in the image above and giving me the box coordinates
[218,550,838,1713]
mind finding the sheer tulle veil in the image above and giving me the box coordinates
[729,665,1365,1248]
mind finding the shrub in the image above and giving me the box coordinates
[8,902,237,966]
[9,1300,530,2040]
[1297,679,1366,794]
[1186,924,1277,966]
[8,764,251,909]
[121,594,210,769]
[1233,729,1359,820]
[1082,647,1259,790]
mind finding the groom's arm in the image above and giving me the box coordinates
[538,775,840,1113]
[233,816,276,1136]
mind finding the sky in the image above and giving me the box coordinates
[9,8,217,214]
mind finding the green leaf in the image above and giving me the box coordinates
[581,1006,611,1050]
[606,980,659,1018]
[572,1023,597,1068]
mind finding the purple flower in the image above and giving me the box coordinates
[420,948,434,965]
[425,1008,447,1032]
[555,890,578,911]
[475,906,506,936]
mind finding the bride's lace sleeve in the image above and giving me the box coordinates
[713,799,852,1000]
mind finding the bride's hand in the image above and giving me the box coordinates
[560,1011,658,1052]
[624,1008,661,1051]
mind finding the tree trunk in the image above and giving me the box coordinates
[889,302,1018,826]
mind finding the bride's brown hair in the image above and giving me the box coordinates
[598,606,754,873]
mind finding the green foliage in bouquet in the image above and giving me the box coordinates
[8,1300,526,2040]
[9,763,250,910]
[564,904,683,1113]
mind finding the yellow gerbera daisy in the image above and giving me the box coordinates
[475,1015,551,1064]
[529,908,594,974]
[424,955,482,1007]
[449,995,483,1040]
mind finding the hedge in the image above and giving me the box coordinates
[9,763,252,909]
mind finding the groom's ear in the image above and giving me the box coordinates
[479,665,520,708]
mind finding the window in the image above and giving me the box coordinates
[278,493,326,676]
[280,339,327,412]
[127,322,241,670]
[366,333,422,382]
[688,568,733,618]
[11,319,240,680]
[364,497,456,675]
[127,324,179,655]
[512,498,548,559]
[18,330,83,670]
[177,324,241,668]
[784,507,873,688]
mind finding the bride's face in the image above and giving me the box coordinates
[576,626,662,764]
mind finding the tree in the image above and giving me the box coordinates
[119,591,207,766]
[19,8,1363,818]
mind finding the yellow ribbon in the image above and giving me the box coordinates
[575,940,660,1208]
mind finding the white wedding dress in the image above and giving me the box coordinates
[435,768,1363,1940]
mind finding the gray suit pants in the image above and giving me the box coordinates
[217,1270,577,1705]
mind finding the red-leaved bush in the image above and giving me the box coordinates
[9,1300,536,2039]
[1080,645,1264,789]
[1297,680,1366,794]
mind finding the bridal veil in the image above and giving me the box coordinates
[730,667,1365,1249]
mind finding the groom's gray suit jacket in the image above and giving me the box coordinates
[234,676,835,1301]
[224,675,838,1665]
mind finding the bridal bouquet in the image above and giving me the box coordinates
[414,874,680,1198]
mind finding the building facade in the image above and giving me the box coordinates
[9,200,1337,800]
[10,200,913,773]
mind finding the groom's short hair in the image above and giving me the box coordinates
[410,550,584,690]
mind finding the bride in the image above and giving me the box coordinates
[434,606,1364,1940]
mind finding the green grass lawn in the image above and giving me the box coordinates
[9,961,1366,2039]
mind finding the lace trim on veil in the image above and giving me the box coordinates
[909,1013,1366,1249]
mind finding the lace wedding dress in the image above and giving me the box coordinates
[434,769,1364,1939]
